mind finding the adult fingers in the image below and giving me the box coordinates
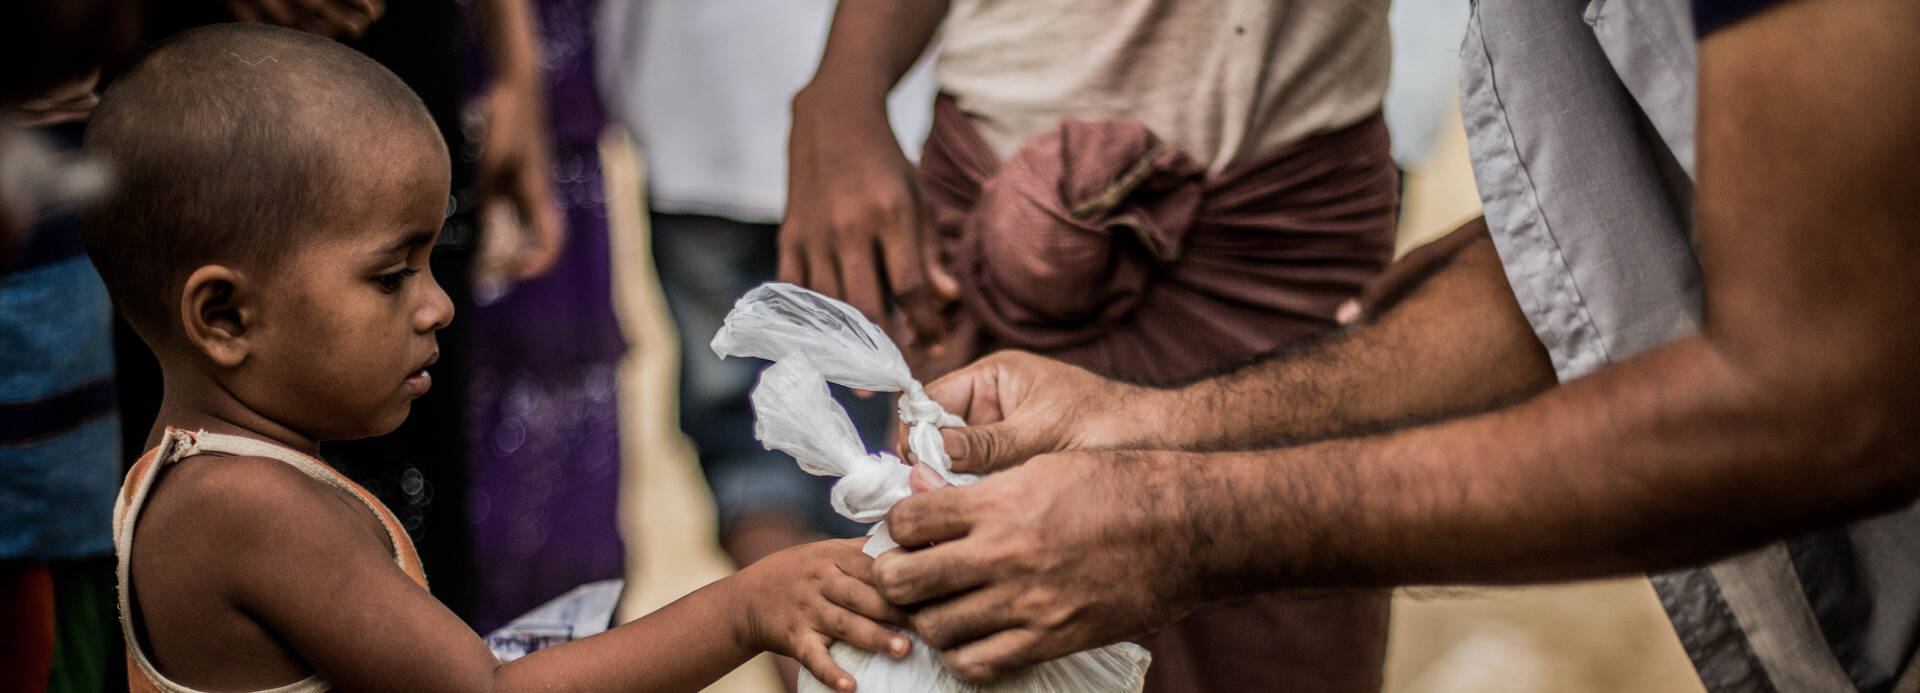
[792,635,857,693]
[908,585,1024,649]
[919,207,961,302]
[908,461,949,493]
[510,169,565,280]
[300,0,372,38]
[344,0,385,22]
[871,543,992,607]
[777,223,807,286]
[942,420,1052,474]
[271,3,339,37]
[922,364,1006,426]
[249,0,299,26]
[839,238,888,332]
[905,363,1006,466]
[941,628,1049,685]
[882,487,975,547]
[805,232,844,302]
[882,212,946,343]
[299,15,344,38]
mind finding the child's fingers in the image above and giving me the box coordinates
[793,634,858,693]
[830,544,875,580]
[822,604,912,660]
[827,572,911,627]
[826,536,872,553]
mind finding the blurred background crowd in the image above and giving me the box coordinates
[1,1,1703,691]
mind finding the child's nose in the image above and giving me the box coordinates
[416,274,455,332]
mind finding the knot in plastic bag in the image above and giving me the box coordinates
[716,283,974,486]
[899,383,967,429]
[750,355,910,523]
[830,453,912,523]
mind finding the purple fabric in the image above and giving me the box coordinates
[465,361,622,633]
[463,0,626,634]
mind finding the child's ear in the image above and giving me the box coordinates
[179,265,255,368]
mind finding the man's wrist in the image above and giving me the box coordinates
[1139,379,1231,450]
[1169,449,1324,602]
[792,78,891,123]
[1137,450,1255,605]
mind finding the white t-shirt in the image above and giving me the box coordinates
[937,0,1390,174]
[596,0,937,223]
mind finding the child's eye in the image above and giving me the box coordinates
[376,268,420,293]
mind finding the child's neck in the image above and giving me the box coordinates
[148,365,325,459]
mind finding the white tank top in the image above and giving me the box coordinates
[113,428,427,693]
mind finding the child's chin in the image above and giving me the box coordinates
[356,404,412,439]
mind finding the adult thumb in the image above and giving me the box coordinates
[942,422,1051,474]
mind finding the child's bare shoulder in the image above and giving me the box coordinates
[131,454,400,684]
[135,454,393,594]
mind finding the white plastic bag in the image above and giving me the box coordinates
[716,283,1151,693]
[711,283,976,491]
[749,355,911,525]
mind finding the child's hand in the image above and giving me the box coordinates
[737,538,912,692]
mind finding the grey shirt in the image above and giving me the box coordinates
[1458,0,1920,690]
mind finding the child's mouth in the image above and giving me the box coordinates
[403,368,432,397]
[403,351,438,397]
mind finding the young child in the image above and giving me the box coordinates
[81,24,908,693]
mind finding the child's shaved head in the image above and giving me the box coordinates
[82,23,443,340]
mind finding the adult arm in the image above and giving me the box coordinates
[915,216,1556,475]
[783,0,959,345]
[878,0,1920,680]
[471,0,564,281]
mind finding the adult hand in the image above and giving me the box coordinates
[226,0,384,40]
[474,79,564,283]
[874,451,1205,683]
[782,87,959,351]
[903,351,1154,485]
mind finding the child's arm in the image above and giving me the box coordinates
[495,539,912,692]
[212,464,906,691]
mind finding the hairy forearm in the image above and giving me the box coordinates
[1172,0,1920,607]
[495,578,752,692]
[1137,219,1555,451]
[1182,333,1920,597]
[794,0,946,113]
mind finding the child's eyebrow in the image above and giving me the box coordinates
[375,229,439,256]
